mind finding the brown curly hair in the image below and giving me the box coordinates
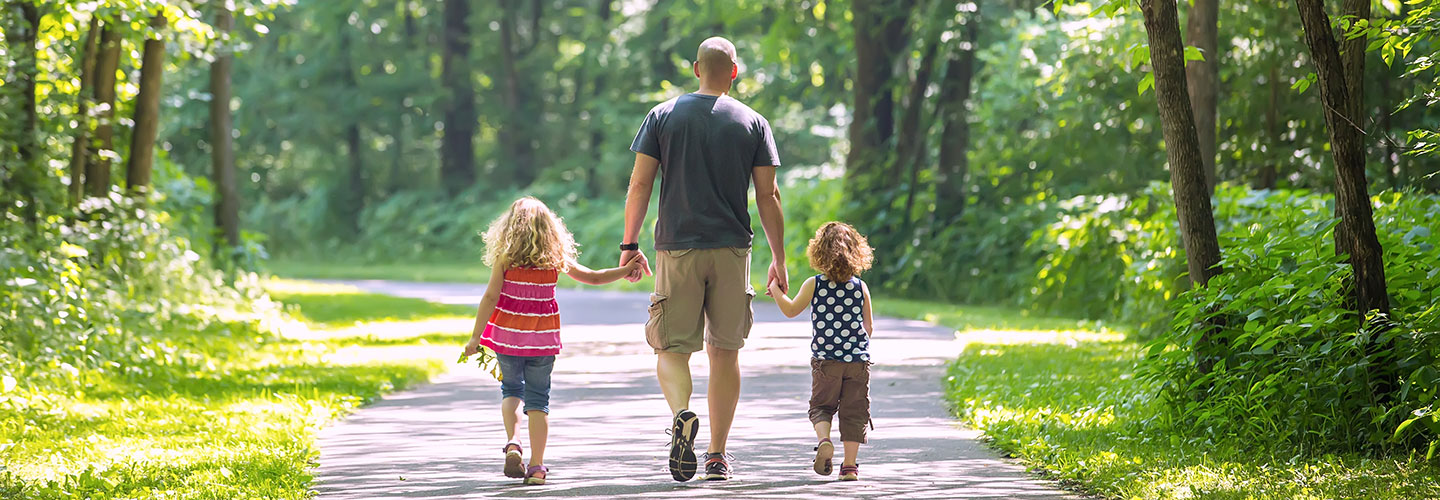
[806,221,874,283]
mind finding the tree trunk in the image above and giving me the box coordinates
[586,0,614,196]
[1340,0,1368,123]
[1140,0,1226,374]
[126,13,167,196]
[497,0,541,189]
[69,16,101,205]
[1184,0,1219,192]
[6,1,41,226]
[88,22,123,198]
[934,3,981,228]
[211,6,241,251]
[1294,0,1389,317]
[440,0,476,194]
[896,37,940,237]
[338,10,367,234]
[1331,0,1370,259]
[844,0,909,200]
[1254,65,1280,190]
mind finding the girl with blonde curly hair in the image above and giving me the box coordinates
[768,221,875,481]
[461,197,640,485]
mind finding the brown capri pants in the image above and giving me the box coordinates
[809,358,872,443]
[645,247,756,353]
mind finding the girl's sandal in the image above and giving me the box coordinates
[502,442,525,478]
[839,463,860,481]
[524,465,548,485]
[813,438,834,476]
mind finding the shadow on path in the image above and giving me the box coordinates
[313,281,1075,499]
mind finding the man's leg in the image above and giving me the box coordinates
[705,345,740,454]
[656,351,693,415]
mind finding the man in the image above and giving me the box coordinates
[619,36,786,482]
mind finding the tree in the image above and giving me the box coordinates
[337,7,367,233]
[1139,0,1225,371]
[844,0,910,201]
[933,1,982,229]
[1293,0,1389,317]
[68,16,100,205]
[4,0,41,226]
[211,5,241,251]
[87,22,122,198]
[1184,0,1218,191]
[439,0,476,194]
[126,13,167,195]
[496,0,544,189]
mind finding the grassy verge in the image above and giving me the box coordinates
[0,280,471,499]
[935,322,1440,499]
[265,256,781,296]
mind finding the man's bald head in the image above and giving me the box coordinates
[695,37,738,80]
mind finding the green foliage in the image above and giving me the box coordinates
[0,193,280,388]
[0,279,459,498]
[944,332,1440,499]
[1142,189,1440,453]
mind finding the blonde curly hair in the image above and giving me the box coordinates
[806,221,874,283]
[482,197,576,271]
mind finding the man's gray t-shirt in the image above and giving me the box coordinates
[630,93,780,251]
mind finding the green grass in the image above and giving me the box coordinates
[266,258,496,284]
[267,279,475,327]
[265,256,780,296]
[940,329,1440,499]
[0,280,468,499]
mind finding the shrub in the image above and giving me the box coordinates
[1140,189,1440,453]
[0,192,283,391]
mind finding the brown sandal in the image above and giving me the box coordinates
[813,438,834,475]
[503,442,524,478]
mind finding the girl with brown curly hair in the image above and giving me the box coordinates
[768,221,875,481]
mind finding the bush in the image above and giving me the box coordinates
[0,192,283,391]
[1140,189,1440,453]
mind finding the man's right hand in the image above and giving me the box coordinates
[620,249,652,282]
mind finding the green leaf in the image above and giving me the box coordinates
[1396,416,1421,438]
[1138,73,1154,96]
[1183,46,1205,63]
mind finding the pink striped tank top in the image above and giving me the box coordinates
[478,267,562,356]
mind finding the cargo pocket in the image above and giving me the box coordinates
[645,293,668,350]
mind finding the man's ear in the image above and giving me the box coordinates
[694,62,701,79]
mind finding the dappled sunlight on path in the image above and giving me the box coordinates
[311,281,1076,499]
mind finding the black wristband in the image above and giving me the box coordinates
[619,243,640,251]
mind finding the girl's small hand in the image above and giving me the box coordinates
[462,341,481,357]
[766,280,783,298]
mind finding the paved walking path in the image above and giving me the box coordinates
[311,280,1075,499]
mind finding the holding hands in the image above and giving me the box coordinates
[766,260,788,297]
[620,249,652,283]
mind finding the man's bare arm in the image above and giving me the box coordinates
[754,166,787,293]
[621,153,661,281]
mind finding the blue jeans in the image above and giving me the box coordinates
[497,354,555,414]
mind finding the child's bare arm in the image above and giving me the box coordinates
[464,263,508,355]
[769,277,815,318]
[861,281,874,337]
[565,258,640,285]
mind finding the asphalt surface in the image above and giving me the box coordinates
[311,279,1076,499]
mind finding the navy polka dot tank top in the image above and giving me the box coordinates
[810,274,869,363]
